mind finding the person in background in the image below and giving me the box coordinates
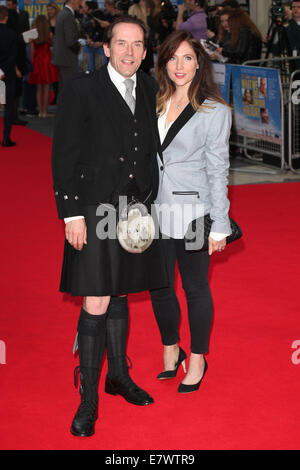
[52,0,81,89]
[28,15,59,118]
[47,2,60,105]
[0,5,18,147]
[7,6,28,126]
[128,0,154,74]
[176,0,207,42]
[213,7,262,64]
[154,1,175,47]
[286,1,300,58]
[7,0,29,34]
[47,1,60,35]
[21,41,38,117]
[150,29,232,394]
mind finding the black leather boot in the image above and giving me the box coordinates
[105,297,154,406]
[70,309,106,437]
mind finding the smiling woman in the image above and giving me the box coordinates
[150,29,233,394]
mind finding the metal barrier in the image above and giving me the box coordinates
[289,69,300,173]
[229,56,300,175]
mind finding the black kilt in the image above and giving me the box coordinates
[59,204,168,297]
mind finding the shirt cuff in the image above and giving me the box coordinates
[64,216,84,224]
[210,231,229,241]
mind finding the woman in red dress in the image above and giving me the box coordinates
[28,14,59,117]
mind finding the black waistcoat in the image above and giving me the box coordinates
[108,78,154,201]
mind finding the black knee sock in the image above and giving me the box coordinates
[77,308,107,386]
[106,297,129,378]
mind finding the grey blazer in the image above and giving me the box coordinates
[52,7,80,68]
[155,100,232,238]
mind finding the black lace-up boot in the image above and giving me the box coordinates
[105,297,154,406]
[70,308,106,437]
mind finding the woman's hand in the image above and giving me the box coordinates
[208,236,226,255]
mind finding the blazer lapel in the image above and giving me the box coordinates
[93,65,126,141]
[137,73,163,161]
[161,103,196,152]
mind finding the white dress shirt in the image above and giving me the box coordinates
[64,63,137,224]
[157,100,228,242]
[65,4,75,15]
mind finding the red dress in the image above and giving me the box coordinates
[29,39,59,85]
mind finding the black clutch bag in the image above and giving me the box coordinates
[184,214,242,251]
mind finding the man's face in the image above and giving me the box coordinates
[186,0,196,11]
[103,23,146,78]
[70,0,81,12]
[292,1,300,21]
[80,0,89,14]
[7,1,16,10]
[261,109,268,123]
[260,78,266,95]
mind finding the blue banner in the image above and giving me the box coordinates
[231,65,282,145]
[16,1,64,20]
[16,1,104,20]
[212,63,231,104]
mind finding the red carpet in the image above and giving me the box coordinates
[0,122,300,450]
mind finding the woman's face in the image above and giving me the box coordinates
[166,41,199,90]
[244,89,251,103]
[220,14,230,32]
[47,6,56,18]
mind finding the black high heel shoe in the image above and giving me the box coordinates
[177,356,208,394]
[157,346,187,380]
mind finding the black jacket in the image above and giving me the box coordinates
[52,66,161,219]
[0,23,18,77]
[222,27,262,64]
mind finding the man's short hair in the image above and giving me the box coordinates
[103,15,148,46]
[194,0,206,8]
[7,0,18,5]
[0,5,9,20]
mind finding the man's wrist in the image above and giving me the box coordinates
[64,216,84,224]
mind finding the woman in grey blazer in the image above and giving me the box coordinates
[150,30,232,393]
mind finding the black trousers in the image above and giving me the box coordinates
[150,238,213,354]
[3,74,16,140]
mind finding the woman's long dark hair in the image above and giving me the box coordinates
[156,30,226,115]
[228,9,262,48]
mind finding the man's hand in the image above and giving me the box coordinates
[65,219,87,251]
[15,66,22,78]
[0,73,5,80]
[208,236,226,255]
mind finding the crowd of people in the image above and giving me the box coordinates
[1,0,300,146]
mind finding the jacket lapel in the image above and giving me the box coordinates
[161,103,196,152]
[93,65,126,141]
[137,72,162,161]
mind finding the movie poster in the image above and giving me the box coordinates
[212,63,231,104]
[231,65,282,145]
[17,0,64,19]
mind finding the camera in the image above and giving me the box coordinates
[270,0,284,21]
[160,0,177,21]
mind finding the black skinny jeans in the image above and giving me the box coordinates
[150,238,213,354]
